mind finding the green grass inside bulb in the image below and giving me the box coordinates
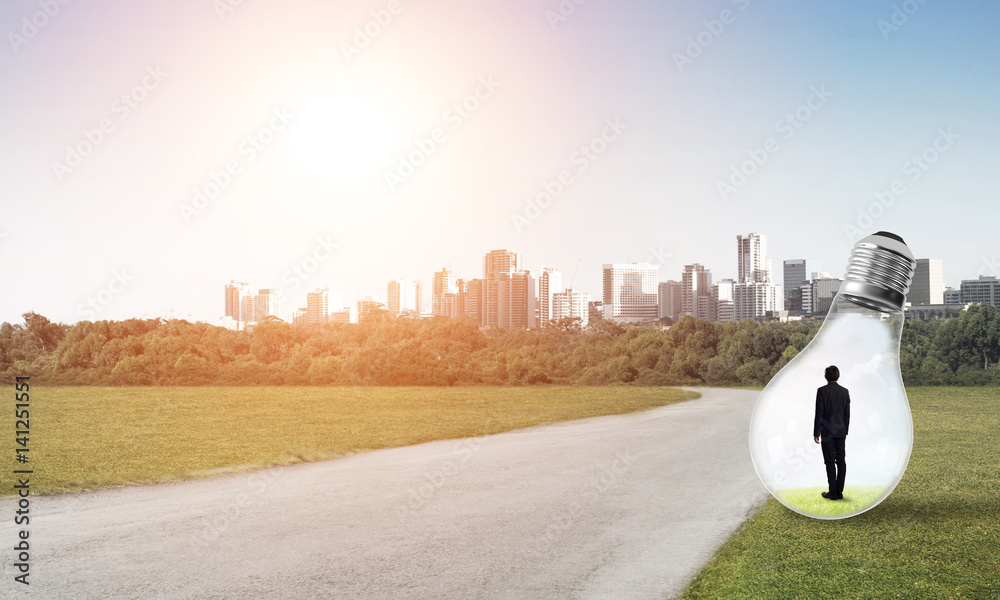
[773,485,887,517]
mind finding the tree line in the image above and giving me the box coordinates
[1,304,998,386]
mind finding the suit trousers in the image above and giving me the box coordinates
[821,436,846,496]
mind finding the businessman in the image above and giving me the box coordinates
[813,365,850,500]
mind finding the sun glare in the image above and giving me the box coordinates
[288,80,399,184]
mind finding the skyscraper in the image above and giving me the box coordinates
[552,288,590,328]
[713,278,735,322]
[737,233,772,284]
[602,262,659,323]
[496,269,537,329]
[240,289,255,324]
[538,267,563,326]
[462,278,483,324]
[960,275,1000,309]
[483,249,532,329]
[656,279,684,321]
[224,280,250,321]
[306,287,330,325]
[734,283,778,322]
[783,259,821,312]
[787,283,812,316]
[387,279,421,316]
[431,268,458,316]
[253,289,279,322]
[811,276,843,315]
[329,307,356,324]
[909,259,944,305]
[735,233,779,320]
[658,280,684,321]
[681,264,713,320]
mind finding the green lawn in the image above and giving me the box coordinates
[2,385,698,496]
[681,387,1000,600]
[773,485,888,519]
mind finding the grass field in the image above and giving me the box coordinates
[773,485,888,519]
[681,387,1000,600]
[2,385,698,496]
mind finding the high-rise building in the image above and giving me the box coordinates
[224,280,251,321]
[291,307,308,326]
[240,289,255,324]
[462,278,484,324]
[783,259,821,312]
[602,262,659,323]
[387,279,422,316]
[697,296,713,321]
[538,267,563,326]
[329,307,356,324]
[909,259,944,306]
[482,250,536,329]
[305,287,330,325]
[713,278,735,323]
[737,233,772,284]
[681,264,713,320]
[735,283,778,321]
[811,277,844,315]
[944,287,961,304]
[735,233,779,320]
[658,280,684,321]
[788,282,813,316]
[496,269,537,329]
[435,294,459,318]
[483,249,522,328]
[960,276,1000,308]
[253,289,279,322]
[431,272,463,319]
[552,288,590,328]
[431,268,458,316]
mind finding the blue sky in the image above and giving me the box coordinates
[1,0,998,323]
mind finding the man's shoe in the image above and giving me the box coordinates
[833,493,844,500]
[822,491,835,500]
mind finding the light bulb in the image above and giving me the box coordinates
[749,231,916,519]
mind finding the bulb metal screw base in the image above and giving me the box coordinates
[840,231,916,313]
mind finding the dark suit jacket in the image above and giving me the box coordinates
[813,381,850,440]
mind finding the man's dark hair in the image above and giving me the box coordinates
[825,365,840,381]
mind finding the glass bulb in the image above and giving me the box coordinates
[749,232,917,519]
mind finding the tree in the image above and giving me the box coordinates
[934,303,1000,374]
[251,319,294,364]
[0,306,996,387]
[736,358,772,386]
[961,303,1000,370]
[358,301,390,323]
[588,318,626,336]
[553,316,583,332]
[23,312,66,352]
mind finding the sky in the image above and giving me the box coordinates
[1,0,998,324]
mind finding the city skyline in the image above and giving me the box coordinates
[3,1,1000,325]
[212,232,985,329]
[7,229,988,327]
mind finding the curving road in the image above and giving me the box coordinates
[0,388,769,599]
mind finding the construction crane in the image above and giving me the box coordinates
[568,258,582,290]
